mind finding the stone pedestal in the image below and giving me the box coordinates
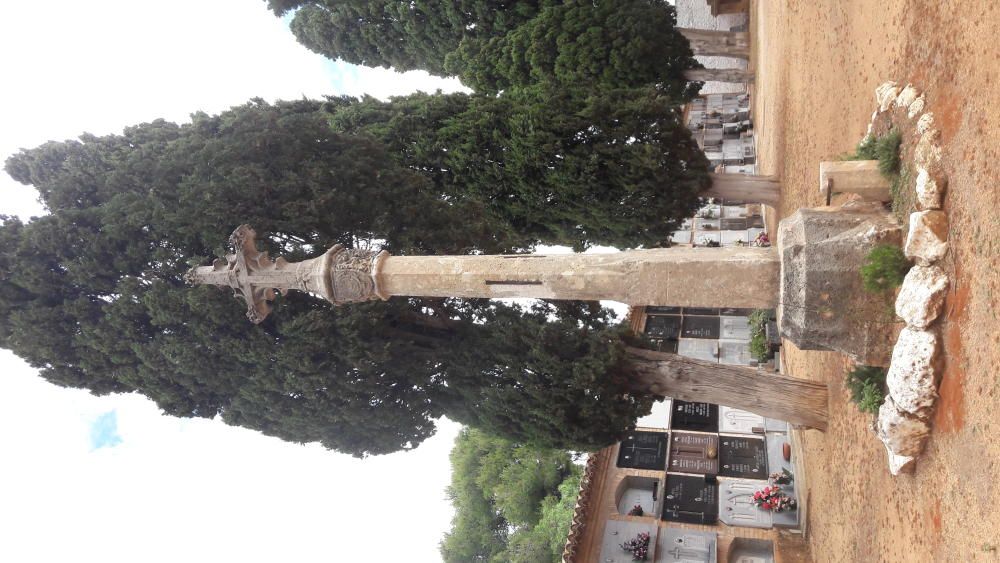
[819,161,891,203]
[778,203,904,366]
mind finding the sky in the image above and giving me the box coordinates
[0,2,467,562]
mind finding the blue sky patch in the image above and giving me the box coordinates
[89,410,123,450]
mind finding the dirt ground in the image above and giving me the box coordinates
[750,1,1000,562]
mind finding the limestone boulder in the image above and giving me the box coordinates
[895,265,949,329]
[916,113,935,136]
[907,95,925,119]
[886,327,940,416]
[894,85,919,109]
[884,445,917,475]
[778,204,903,366]
[904,211,949,265]
[876,395,931,457]
[914,167,944,210]
[876,82,901,112]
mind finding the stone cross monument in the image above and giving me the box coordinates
[186,225,779,323]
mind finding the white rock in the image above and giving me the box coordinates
[895,85,919,109]
[875,81,898,106]
[914,167,944,210]
[916,112,935,135]
[885,444,917,475]
[905,210,949,265]
[886,327,940,416]
[876,395,931,457]
[895,265,949,329]
[879,86,901,112]
[914,131,942,175]
[907,95,925,119]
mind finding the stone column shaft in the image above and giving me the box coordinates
[378,247,778,308]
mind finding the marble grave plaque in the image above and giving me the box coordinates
[655,529,717,563]
[662,474,719,525]
[670,400,719,433]
[719,435,768,479]
[668,431,720,475]
[617,431,668,470]
[719,479,773,529]
[719,406,766,434]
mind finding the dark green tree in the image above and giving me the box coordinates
[328,87,710,250]
[440,428,581,563]
[447,0,701,100]
[267,0,547,76]
[1,100,652,457]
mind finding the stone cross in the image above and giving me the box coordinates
[187,225,779,323]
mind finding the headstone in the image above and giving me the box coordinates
[719,406,766,434]
[678,339,720,362]
[719,340,754,366]
[645,315,683,339]
[597,520,660,563]
[656,529,718,563]
[719,479,773,529]
[662,474,719,525]
[668,432,720,474]
[720,316,752,340]
[617,431,669,470]
[719,435,768,479]
[682,316,722,339]
[671,401,720,433]
[765,433,800,528]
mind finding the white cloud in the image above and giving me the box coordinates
[0,2,466,561]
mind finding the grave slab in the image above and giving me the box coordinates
[719,406,766,434]
[719,479,773,529]
[597,520,659,563]
[656,528,718,563]
[669,432,721,475]
[617,431,669,470]
[662,474,719,525]
[671,401,720,433]
[765,433,800,528]
[719,435,768,479]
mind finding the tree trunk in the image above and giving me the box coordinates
[677,28,750,60]
[705,173,781,206]
[683,68,754,84]
[623,347,828,430]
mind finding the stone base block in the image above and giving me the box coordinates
[778,203,904,366]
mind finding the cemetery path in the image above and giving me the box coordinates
[752,0,1000,561]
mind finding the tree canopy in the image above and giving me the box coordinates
[440,428,581,563]
[1,100,655,457]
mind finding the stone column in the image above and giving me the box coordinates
[819,161,891,202]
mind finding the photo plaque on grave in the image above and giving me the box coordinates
[670,400,719,433]
[616,431,669,470]
[662,474,719,524]
[668,432,720,474]
[718,435,768,479]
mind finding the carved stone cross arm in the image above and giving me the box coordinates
[185,225,389,323]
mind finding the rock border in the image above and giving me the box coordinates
[868,82,950,475]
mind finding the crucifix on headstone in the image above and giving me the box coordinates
[187,225,829,430]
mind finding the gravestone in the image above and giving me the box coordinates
[645,314,683,339]
[682,316,722,339]
[671,401,720,433]
[719,406,766,434]
[617,431,669,470]
[597,520,660,563]
[719,479,773,529]
[720,316,752,340]
[656,529,718,563]
[669,432,720,474]
[662,474,719,524]
[719,435,768,479]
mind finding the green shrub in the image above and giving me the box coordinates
[861,244,911,292]
[747,309,771,362]
[852,130,902,177]
[846,365,887,413]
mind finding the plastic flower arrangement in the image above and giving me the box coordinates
[620,531,651,561]
[751,485,797,512]
[627,504,644,517]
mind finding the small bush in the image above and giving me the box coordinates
[853,130,902,177]
[861,244,911,292]
[846,365,887,413]
[748,309,771,362]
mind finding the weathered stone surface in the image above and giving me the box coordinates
[895,266,949,329]
[905,210,949,265]
[876,82,900,111]
[886,327,940,416]
[907,95,925,119]
[916,112,935,135]
[884,445,917,475]
[819,160,891,202]
[914,167,944,210]
[876,395,931,457]
[894,85,919,109]
[778,204,903,366]
[914,129,943,182]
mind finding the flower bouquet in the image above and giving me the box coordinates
[620,531,651,561]
[751,485,797,512]
[627,504,644,517]
[769,468,794,485]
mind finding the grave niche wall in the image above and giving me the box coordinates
[641,307,764,368]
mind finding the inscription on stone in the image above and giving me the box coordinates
[670,400,719,433]
[617,431,668,470]
[662,474,719,525]
[682,316,721,339]
[668,432,720,475]
[645,315,682,339]
[719,435,768,479]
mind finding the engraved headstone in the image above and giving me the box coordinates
[617,431,669,470]
[682,316,722,339]
[656,529,717,563]
[719,435,768,479]
[671,401,719,433]
[597,520,660,563]
[662,474,719,524]
[645,315,682,339]
[668,432,720,475]
[719,479,773,529]
[719,406,766,434]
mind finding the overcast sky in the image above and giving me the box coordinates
[0,2,467,562]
